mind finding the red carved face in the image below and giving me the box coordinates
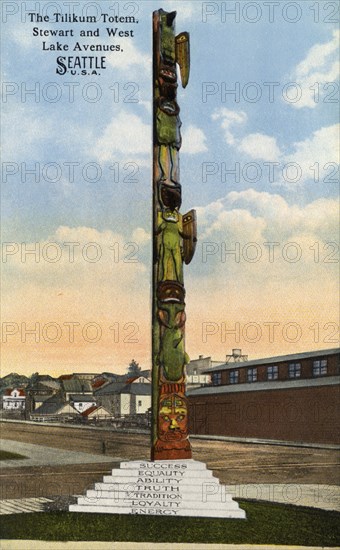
[158,394,188,441]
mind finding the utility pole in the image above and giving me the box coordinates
[151,9,197,460]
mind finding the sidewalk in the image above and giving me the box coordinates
[0,439,118,468]
[0,497,53,515]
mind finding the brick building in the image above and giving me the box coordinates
[187,348,340,445]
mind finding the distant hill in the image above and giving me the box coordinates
[0,373,29,389]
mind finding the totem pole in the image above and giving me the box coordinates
[152,9,197,461]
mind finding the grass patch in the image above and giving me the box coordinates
[0,450,27,460]
[1,500,340,546]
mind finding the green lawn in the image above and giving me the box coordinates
[0,450,27,460]
[1,500,340,546]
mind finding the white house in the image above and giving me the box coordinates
[69,394,96,413]
[3,388,26,410]
[94,374,152,418]
[119,376,151,416]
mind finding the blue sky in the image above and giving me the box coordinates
[1,1,339,374]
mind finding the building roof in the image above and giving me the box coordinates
[81,405,111,417]
[91,378,108,389]
[73,373,99,377]
[94,381,126,395]
[187,375,340,397]
[4,388,25,396]
[203,348,340,373]
[69,394,96,402]
[125,376,139,384]
[33,394,52,402]
[120,383,151,396]
[33,396,77,415]
[126,375,151,384]
[61,379,93,393]
[81,405,98,417]
[140,369,151,379]
[38,380,60,390]
[27,381,55,393]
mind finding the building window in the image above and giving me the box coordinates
[138,400,142,407]
[289,363,301,378]
[211,372,222,386]
[229,370,239,384]
[313,359,327,376]
[267,365,278,380]
[247,368,257,383]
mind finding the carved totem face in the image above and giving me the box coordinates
[162,208,179,223]
[158,393,188,441]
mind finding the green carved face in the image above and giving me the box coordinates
[158,303,185,329]
[160,13,176,64]
[162,208,179,223]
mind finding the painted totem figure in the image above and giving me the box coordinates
[152,10,197,460]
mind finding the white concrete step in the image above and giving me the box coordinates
[94,484,220,495]
[92,486,234,501]
[69,503,246,518]
[84,489,235,503]
[108,469,214,478]
[120,460,208,470]
[69,460,246,519]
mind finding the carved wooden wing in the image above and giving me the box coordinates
[176,32,190,88]
[182,209,197,264]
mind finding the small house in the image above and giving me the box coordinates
[69,394,97,413]
[81,405,112,421]
[2,388,26,410]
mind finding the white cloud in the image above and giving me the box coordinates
[93,111,151,163]
[285,123,339,183]
[223,189,339,243]
[238,133,281,162]
[106,40,151,75]
[139,100,152,114]
[2,225,147,295]
[295,29,339,77]
[212,108,282,161]
[193,190,339,302]
[289,29,340,109]
[195,199,225,223]
[212,108,247,145]
[200,207,266,241]
[131,227,151,245]
[181,124,208,154]
[212,107,338,186]
[162,2,196,20]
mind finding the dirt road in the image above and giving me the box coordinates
[1,421,339,499]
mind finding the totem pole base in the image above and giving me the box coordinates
[69,459,246,518]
